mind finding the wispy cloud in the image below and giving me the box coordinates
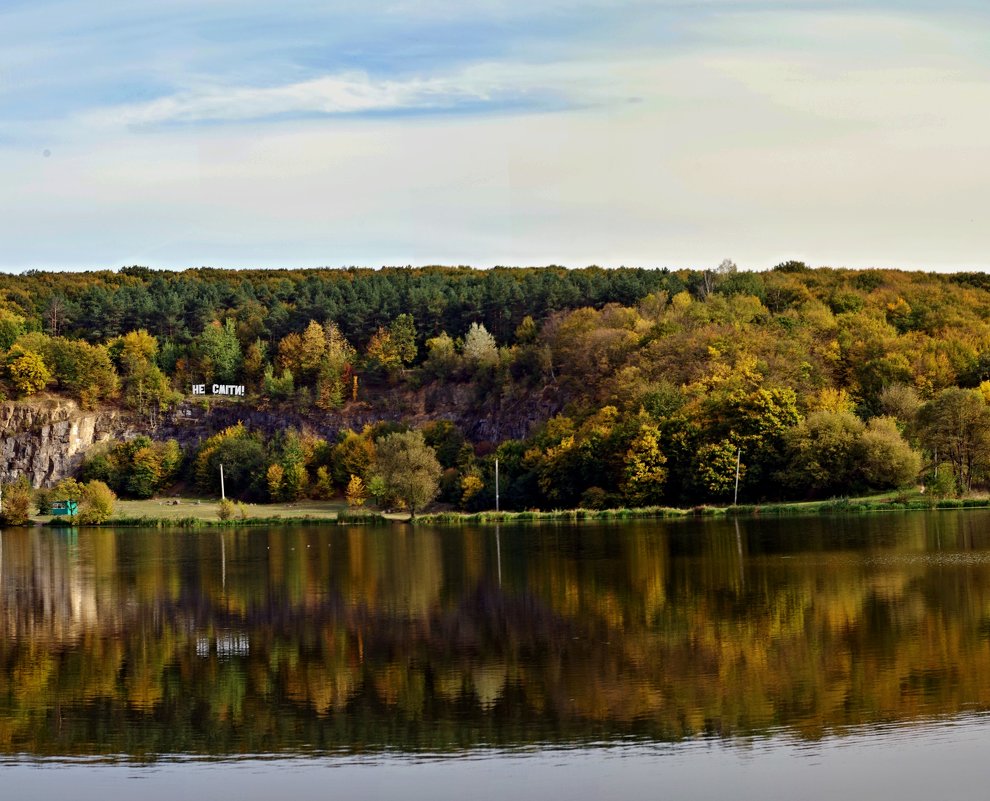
[2,1,990,271]
[83,66,565,127]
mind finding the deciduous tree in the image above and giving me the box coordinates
[374,430,441,518]
[917,388,990,493]
[621,422,667,505]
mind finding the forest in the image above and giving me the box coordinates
[3,261,990,511]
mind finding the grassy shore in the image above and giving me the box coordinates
[115,497,343,521]
[30,490,990,528]
[37,498,386,527]
[414,491,990,525]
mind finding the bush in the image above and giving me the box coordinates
[927,466,956,501]
[0,477,33,526]
[217,498,236,520]
[34,487,52,515]
[859,416,921,489]
[78,480,116,524]
[580,486,609,510]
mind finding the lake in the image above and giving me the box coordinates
[3,512,990,799]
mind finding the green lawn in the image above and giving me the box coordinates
[111,497,346,521]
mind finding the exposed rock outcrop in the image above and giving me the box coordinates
[0,397,138,487]
[0,380,561,487]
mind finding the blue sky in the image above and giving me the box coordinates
[2,0,989,271]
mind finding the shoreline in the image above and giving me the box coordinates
[21,492,990,529]
[414,495,990,525]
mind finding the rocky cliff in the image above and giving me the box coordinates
[0,397,138,487]
[0,380,559,487]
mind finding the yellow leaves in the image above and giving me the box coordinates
[365,328,400,367]
[276,331,304,373]
[671,290,692,310]
[622,422,667,505]
[299,320,327,374]
[345,474,367,507]
[544,435,575,463]
[5,346,51,396]
[542,415,575,444]
[820,338,841,364]
[298,432,325,465]
[813,387,856,414]
[687,351,764,396]
[886,296,912,320]
[115,329,158,365]
[266,463,285,499]
[460,473,484,505]
[580,405,619,439]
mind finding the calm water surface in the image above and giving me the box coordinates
[3,512,990,799]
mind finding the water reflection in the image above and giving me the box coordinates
[2,512,990,758]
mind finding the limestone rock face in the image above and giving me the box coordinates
[0,383,560,488]
[0,397,136,487]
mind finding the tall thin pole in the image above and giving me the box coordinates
[734,448,741,506]
[495,459,500,513]
[220,463,226,501]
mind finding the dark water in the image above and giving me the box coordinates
[4,512,990,798]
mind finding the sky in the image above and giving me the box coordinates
[1,0,988,273]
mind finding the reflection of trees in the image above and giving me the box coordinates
[4,514,990,756]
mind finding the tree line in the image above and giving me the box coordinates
[4,262,990,508]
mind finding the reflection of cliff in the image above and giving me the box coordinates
[4,515,990,757]
[0,530,115,642]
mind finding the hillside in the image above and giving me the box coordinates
[2,262,990,509]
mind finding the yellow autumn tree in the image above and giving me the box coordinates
[266,463,285,501]
[6,348,51,396]
[346,474,367,508]
[622,423,667,506]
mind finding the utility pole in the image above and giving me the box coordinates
[220,463,226,501]
[734,448,741,506]
[495,458,500,513]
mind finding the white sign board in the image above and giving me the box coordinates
[192,384,246,397]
